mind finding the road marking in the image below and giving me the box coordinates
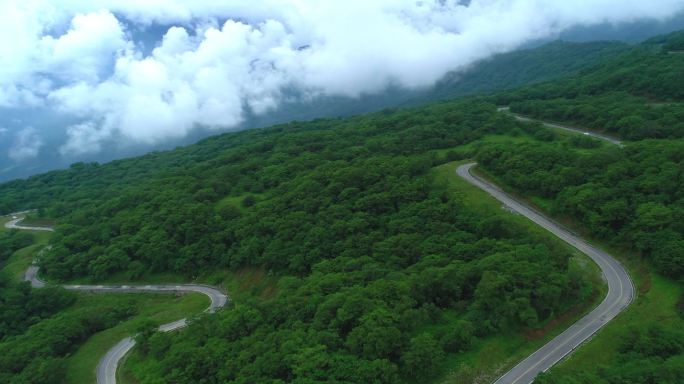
[7,212,230,384]
[457,165,633,384]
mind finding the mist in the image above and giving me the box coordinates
[2,0,684,180]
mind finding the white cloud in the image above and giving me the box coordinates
[39,10,130,83]
[8,128,43,161]
[1,0,684,155]
[59,121,110,156]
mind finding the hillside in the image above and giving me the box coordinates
[0,39,628,183]
[493,30,684,139]
[0,99,604,383]
[427,40,629,101]
[1,28,684,384]
[477,30,684,384]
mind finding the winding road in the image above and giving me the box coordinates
[5,215,54,232]
[457,163,633,384]
[4,215,229,384]
[4,113,632,384]
[498,107,624,147]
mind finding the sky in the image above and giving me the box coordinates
[2,0,684,179]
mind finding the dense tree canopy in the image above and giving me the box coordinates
[478,139,684,280]
[0,296,134,384]
[536,324,684,384]
[491,30,684,140]
[3,29,684,384]
[0,99,591,383]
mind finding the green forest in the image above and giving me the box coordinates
[492,30,684,140]
[478,138,684,384]
[0,100,594,383]
[475,30,684,384]
[478,140,684,279]
[1,29,684,384]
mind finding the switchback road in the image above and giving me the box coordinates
[4,215,228,384]
[456,163,633,384]
[6,148,632,384]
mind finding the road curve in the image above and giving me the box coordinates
[4,215,229,384]
[498,107,623,147]
[5,216,54,232]
[456,163,634,384]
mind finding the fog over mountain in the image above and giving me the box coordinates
[2,0,684,181]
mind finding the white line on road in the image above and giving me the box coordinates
[456,164,634,384]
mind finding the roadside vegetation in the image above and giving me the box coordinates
[0,217,213,384]
[476,135,684,383]
[474,33,684,379]
[1,28,684,384]
[0,100,597,383]
[493,30,684,140]
[479,32,684,383]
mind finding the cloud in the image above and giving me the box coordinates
[2,0,684,155]
[8,128,43,161]
[39,10,130,83]
[59,121,110,156]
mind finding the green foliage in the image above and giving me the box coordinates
[401,333,444,379]
[536,324,684,384]
[0,279,76,341]
[134,319,159,354]
[440,319,474,353]
[241,195,256,207]
[0,99,590,382]
[0,231,33,265]
[0,303,133,383]
[478,139,684,280]
[490,31,684,140]
[509,92,684,140]
[0,36,645,383]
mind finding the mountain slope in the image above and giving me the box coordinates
[0,99,599,383]
[0,39,629,183]
[2,29,684,384]
[427,40,629,101]
[475,30,684,384]
[492,31,684,139]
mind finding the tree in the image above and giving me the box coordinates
[346,307,404,360]
[442,320,475,353]
[401,333,444,378]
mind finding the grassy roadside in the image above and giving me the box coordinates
[121,158,599,384]
[469,161,683,380]
[501,110,620,141]
[0,215,218,384]
[62,267,279,303]
[429,161,606,384]
[1,215,52,280]
[549,273,680,375]
[117,267,279,384]
[64,293,209,384]
[18,216,56,228]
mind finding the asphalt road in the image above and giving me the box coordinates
[6,145,632,384]
[456,163,634,384]
[5,216,54,232]
[5,215,228,384]
[498,107,624,147]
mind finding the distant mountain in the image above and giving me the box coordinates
[0,38,634,182]
[494,30,684,139]
[557,10,684,43]
[425,40,629,102]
